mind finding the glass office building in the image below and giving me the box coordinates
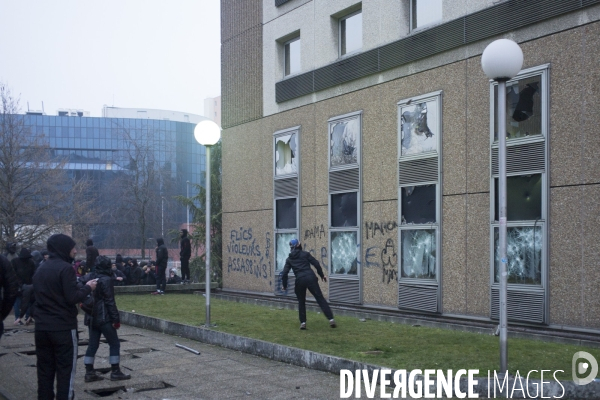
[21,111,206,249]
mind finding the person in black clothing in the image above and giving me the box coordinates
[281,239,336,330]
[33,233,98,400]
[179,229,191,283]
[152,238,168,295]
[12,247,35,324]
[0,254,18,340]
[85,239,99,273]
[128,258,143,285]
[142,262,157,286]
[81,256,131,382]
[167,269,182,284]
[111,263,126,286]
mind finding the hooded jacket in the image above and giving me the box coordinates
[155,238,168,269]
[32,234,92,331]
[31,250,43,269]
[281,247,325,289]
[11,248,36,286]
[0,254,18,321]
[180,230,191,260]
[82,256,119,327]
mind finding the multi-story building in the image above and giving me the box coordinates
[221,0,600,332]
[204,96,222,127]
[21,106,208,250]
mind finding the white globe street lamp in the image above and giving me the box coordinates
[194,120,221,327]
[481,38,523,376]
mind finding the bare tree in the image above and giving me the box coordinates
[109,123,176,258]
[0,83,99,250]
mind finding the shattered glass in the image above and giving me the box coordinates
[331,192,357,227]
[494,226,542,284]
[276,232,296,271]
[400,229,436,279]
[276,198,297,229]
[494,174,541,221]
[275,132,297,175]
[331,231,358,275]
[401,185,436,224]
[330,117,359,167]
[400,100,438,156]
[494,75,542,141]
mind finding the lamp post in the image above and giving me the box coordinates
[186,180,190,232]
[161,196,165,238]
[481,38,523,376]
[194,120,221,327]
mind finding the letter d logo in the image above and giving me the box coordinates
[572,351,598,385]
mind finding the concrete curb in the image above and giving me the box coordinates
[119,311,600,399]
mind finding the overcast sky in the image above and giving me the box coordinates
[0,0,221,117]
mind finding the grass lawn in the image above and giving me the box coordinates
[115,293,599,380]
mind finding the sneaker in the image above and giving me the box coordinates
[110,370,131,381]
[329,319,337,328]
[300,322,306,330]
[84,372,103,383]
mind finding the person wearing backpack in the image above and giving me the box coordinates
[81,256,131,383]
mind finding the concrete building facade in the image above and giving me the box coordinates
[221,0,600,332]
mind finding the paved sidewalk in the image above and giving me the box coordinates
[0,316,342,400]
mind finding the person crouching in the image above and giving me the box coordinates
[81,256,131,382]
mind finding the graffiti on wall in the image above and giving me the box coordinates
[304,224,326,240]
[226,227,272,283]
[364,221,399,284]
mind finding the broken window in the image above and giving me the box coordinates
[275,132,297,175]
[401,185,436,224]
[494,226,542,285]
[330,117,359,167]
[494,174,542,221]
[400,100,438,156]
[275,232,296,271]
[340,10,362,56]
[276,198,297,229]
[411,0,442,31]
[400,229,436,279]
[494,75,542,141]
[331,231,358,275]
[331,192,357,227]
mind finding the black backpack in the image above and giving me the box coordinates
[80,291,95,315]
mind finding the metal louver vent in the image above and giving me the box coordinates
[276,72,314,103]
[314,49,378,92]
[274,177,298,198]
[491,287,545,324]
[491,141,545,176]
[329,278,360,304]
[330,168,359,192]
[398,156,438,186]
[398,283,438,313]
[275,273,295,297]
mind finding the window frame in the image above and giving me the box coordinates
[328,111,362,277]
[273,126,301,273]
[410,0,443,32]
[488,64,550,290]
[397,91,442,285]
[283,35,301,78]
[339,9,363,58]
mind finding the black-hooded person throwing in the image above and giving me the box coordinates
[281,239,336,330]
[33,233,97,400]
[81,256,130,383]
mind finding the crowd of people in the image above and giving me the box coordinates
[0,230,196,399]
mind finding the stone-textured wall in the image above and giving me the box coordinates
[222,19,600,329]
[221,0,263,129]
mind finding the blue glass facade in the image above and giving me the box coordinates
[22,114,205,248]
